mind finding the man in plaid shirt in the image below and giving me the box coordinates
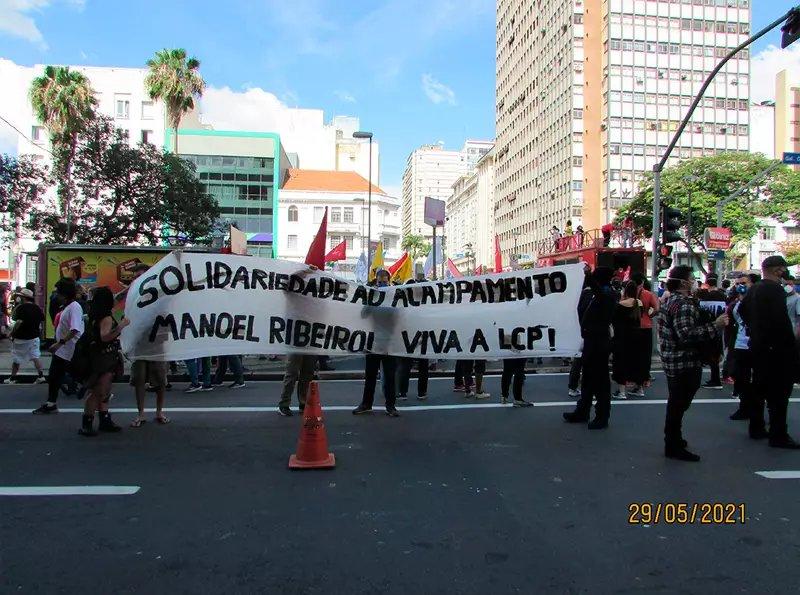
[659,266,728,462]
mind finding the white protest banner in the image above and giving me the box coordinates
[121,252,584,361]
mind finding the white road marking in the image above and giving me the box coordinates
[755,471,800,480]
[1,398,798,414]
[0,486,140,496]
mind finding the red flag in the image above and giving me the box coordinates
[388,252,409,276]
[305,207,328,269]
[446,258,463,278]
[494,235,502,273]
[324,240,347,262]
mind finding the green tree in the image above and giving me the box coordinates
[28,65,97,239]
[145,48,205,154]
[618,153,800,262]
[0,118,220,246]
[778,240,800,267]
[401,233,432,261]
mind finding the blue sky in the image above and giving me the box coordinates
[0,0,798,192]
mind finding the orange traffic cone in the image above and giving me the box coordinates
[288,381,336,469]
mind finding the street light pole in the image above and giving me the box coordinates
[650,8,798,293]
[354,131,374,273]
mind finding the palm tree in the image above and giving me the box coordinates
[145,49,205,155]
[29,65,97,239]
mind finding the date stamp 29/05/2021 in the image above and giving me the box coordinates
[628,503,746,525]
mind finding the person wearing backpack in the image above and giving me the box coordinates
[32,279,84,415]
[77,287,128,436]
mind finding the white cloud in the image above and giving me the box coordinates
[751,44,800,103]
[421,73,456,105]
[334,90,356,103]
[0,0,87,49]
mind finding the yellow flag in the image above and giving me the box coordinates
[368,242,384,282]
[390,253,413,284]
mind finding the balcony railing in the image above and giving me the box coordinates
[534,227,644,258]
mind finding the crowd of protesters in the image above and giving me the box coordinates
[6,255,800,459]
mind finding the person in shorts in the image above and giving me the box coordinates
[130,359,169,427]
[5,288,46,384]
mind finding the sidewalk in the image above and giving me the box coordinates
[0,340,664,382]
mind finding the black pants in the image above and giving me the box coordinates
[397,358,429,397]
[47,354,69,404]
[708,359,721,385]
[568,357,582,391]
[575,347,611,420]
[361,355,396,409]
[664,368,702,447]
[732,349,752,411]
[454,360,474,388]
[501,359,526,401]
[751,354,793,440]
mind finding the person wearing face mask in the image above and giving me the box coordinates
[726,276,753,422]
[658,266,728,462]
[739,256,800,449]
[353,269,399,417]
[783,275,800,343]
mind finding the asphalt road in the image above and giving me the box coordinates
[2,373,800,594]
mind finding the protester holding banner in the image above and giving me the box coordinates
[500,358,531,407]
[353,269,399,417]
[564,267,616,429]
[279,354,314,416]
[697,277,727,390]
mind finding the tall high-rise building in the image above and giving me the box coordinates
[401,140,492,241]
[775,69,800,169]
[495,0,751,260]
[750,100,775,159]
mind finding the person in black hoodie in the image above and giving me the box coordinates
[739,255,800,449]
[563,266,617,429]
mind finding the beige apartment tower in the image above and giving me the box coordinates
[775,69,800,170]
[495,0,751,260]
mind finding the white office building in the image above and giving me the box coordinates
[401,140,492,242]
[445,149,497,272]
[277,169,402,276]
[750,101,775,159]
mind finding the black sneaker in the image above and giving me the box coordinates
[32,403,58,415]
[228,381,246,389]
[397,394,408,401]
[665,446,701,462]
[563,411,589,423]
[769,435,800,449]
[299,404,305,413]
[702,381,723,390]
[729,409,749,421]
[278,406,293,417]
[98,415,122,433]
[588,417,608,430]
[385,407,400,417]
[352,405,372,415]
[513,399,533,408]
[749,428,769,440]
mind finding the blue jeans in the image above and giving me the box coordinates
[213,355,244,384]
[186,358,212,388]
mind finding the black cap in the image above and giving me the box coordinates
[762,255,789,269]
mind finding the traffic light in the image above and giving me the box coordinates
[661,206,682,244]
[782,8,800,49]
[657,244,673,272]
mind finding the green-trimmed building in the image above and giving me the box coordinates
[165,129,291,258]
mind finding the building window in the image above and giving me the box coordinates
[313,207,324,223]
[31,125,45,141]
[344,235,354,249]
[572,156,583,167]
[331,207,342,223]
[573,108,583,119]
[287,235,298,250]
[330,235,342,249]
[572,180,583,191]
[119,128,130,141]
[141,130,152,144]
[115,97,130,119]
[383,236,397,250]
[141,101,154,120]
[287,205,298,222]
[343,207,354,223]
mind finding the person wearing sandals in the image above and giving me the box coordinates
[78,287,127,436]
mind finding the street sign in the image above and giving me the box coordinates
[783,152,800,165]
[707,249,726,261]
[423,196,445,226]
[705,227,732,250]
